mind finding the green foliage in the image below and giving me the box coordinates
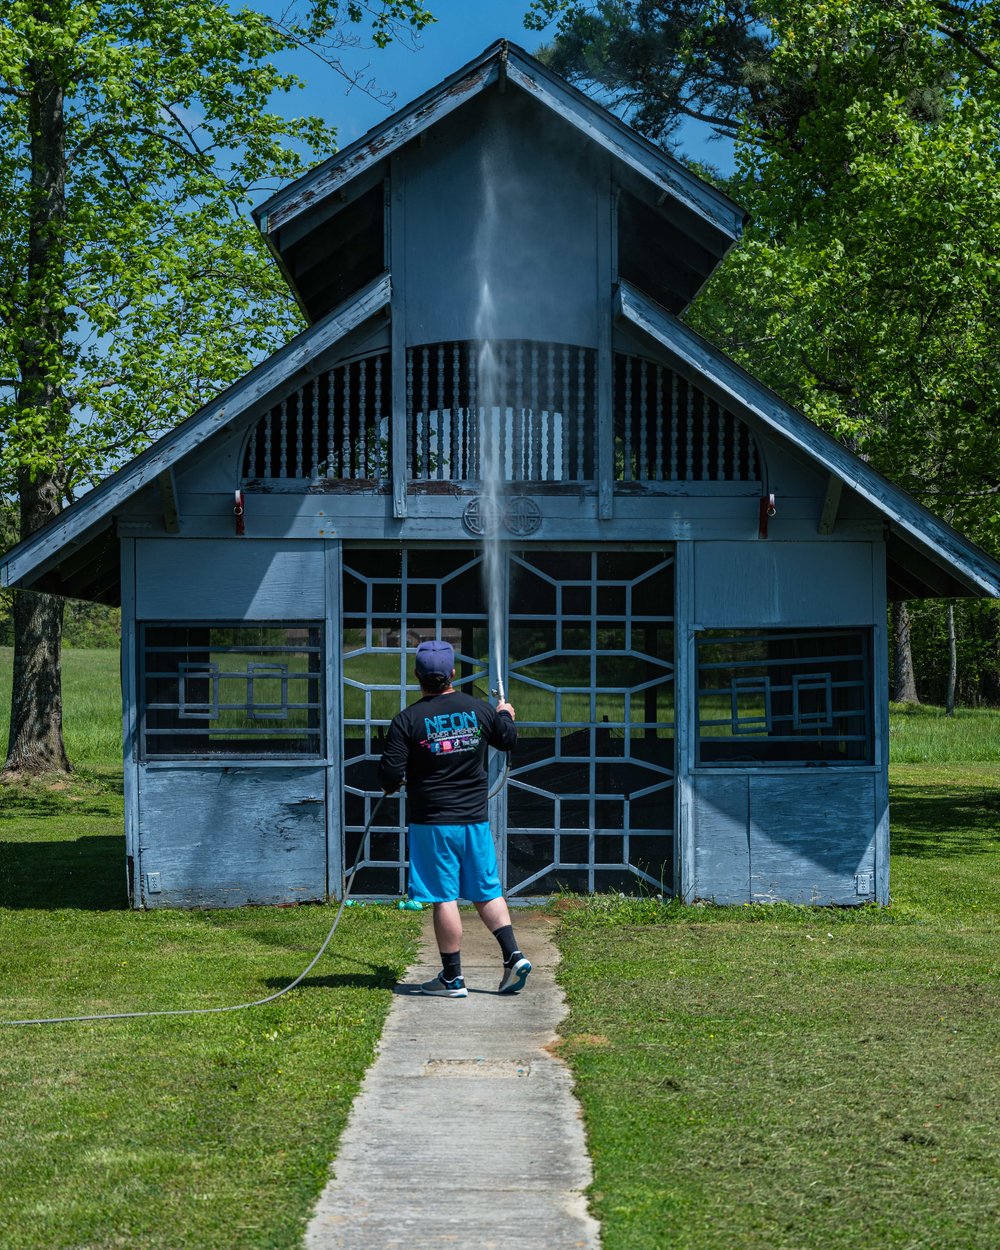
[528,0,776,144]
[691,0,1000,556]
[0,0,432,497]
[902,600,1000,707]
[533,1,1000,703]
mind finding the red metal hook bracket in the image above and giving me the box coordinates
[234,490,245,536]
[758,492,776,538]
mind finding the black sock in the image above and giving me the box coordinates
[441,950,462,982]
[492,924,521,966]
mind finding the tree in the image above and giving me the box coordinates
[532,0,1000,702]
[0,0,432,775]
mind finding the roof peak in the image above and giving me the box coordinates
[254,37,746,244]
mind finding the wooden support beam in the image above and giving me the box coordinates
[818,473,842,535]
[157,468,180,533]
[389,154,408,519]
[597,172,614,520]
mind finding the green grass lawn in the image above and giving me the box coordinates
[553,758,1000,1250]
[1,648,998,1248]
[0,648,421,1250]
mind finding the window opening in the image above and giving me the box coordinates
[697,629,872,766]
[141,624,323,758]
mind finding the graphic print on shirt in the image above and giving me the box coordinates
[421,709,482,756]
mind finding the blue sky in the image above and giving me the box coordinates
[262,0,734,174]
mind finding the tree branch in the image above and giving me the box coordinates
[666,94,743,136]
[932,22,1000,72]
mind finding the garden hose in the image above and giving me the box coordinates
[4,795,387,1028]
[5,742,514,1029]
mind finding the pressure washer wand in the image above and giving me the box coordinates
[495,676,506,704]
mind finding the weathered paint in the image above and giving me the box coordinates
[871,540,891,905]
[693,541,878,628]
[688,772,877,906]
[256,40,745,245]
[120,538,140,904]
[691,775,750,904]
[325,539,345,899]
[138,766,327,907]
[399,92,601,348]
[673,541,698,902]
[749,775,876,905]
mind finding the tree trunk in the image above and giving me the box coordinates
[945,603,957,717]
[892,601,920,704]
[4,45,72,776]
[5,584,70,775]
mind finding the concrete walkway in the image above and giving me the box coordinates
[304,910,601,1250]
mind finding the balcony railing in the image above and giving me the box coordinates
[241,340,760,489]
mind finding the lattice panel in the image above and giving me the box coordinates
[505,550,676,895]
[340,548,490,897]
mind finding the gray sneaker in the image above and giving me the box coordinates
[498,957,532,995]
[419,973,468,998]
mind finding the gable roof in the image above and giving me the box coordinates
[256,40,746,242]
[0,274,390,602]
[616,281,1000,599]
[254,39,748,320]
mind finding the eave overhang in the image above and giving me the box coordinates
[616,281,1000,601]
[0,274,392,600]
[254,40,748,321]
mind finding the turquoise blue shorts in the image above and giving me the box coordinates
[407,821,503,903]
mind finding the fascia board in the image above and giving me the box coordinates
[257,39,746,246]
[1,273,391,591]
[504,52,746,243]
[258,57,500,235]
[617,281,1000,598]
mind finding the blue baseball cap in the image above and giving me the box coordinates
[414,639,454,678]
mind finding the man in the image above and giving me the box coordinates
[378,638,530,998]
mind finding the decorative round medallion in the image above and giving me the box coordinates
[463,494,542,537]
[503,496,542,536]
[462,497,503,536]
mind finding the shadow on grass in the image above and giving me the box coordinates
[263,970,400,991]
[891,784,1000,858]
[0,836,127,909]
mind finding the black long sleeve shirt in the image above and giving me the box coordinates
[377,691,517,824]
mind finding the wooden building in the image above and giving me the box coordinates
[4,41,999,909]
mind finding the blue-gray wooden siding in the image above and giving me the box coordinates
[131,539,333,908]
[126,529,888,908]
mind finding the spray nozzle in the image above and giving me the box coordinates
[492,677,506,704]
